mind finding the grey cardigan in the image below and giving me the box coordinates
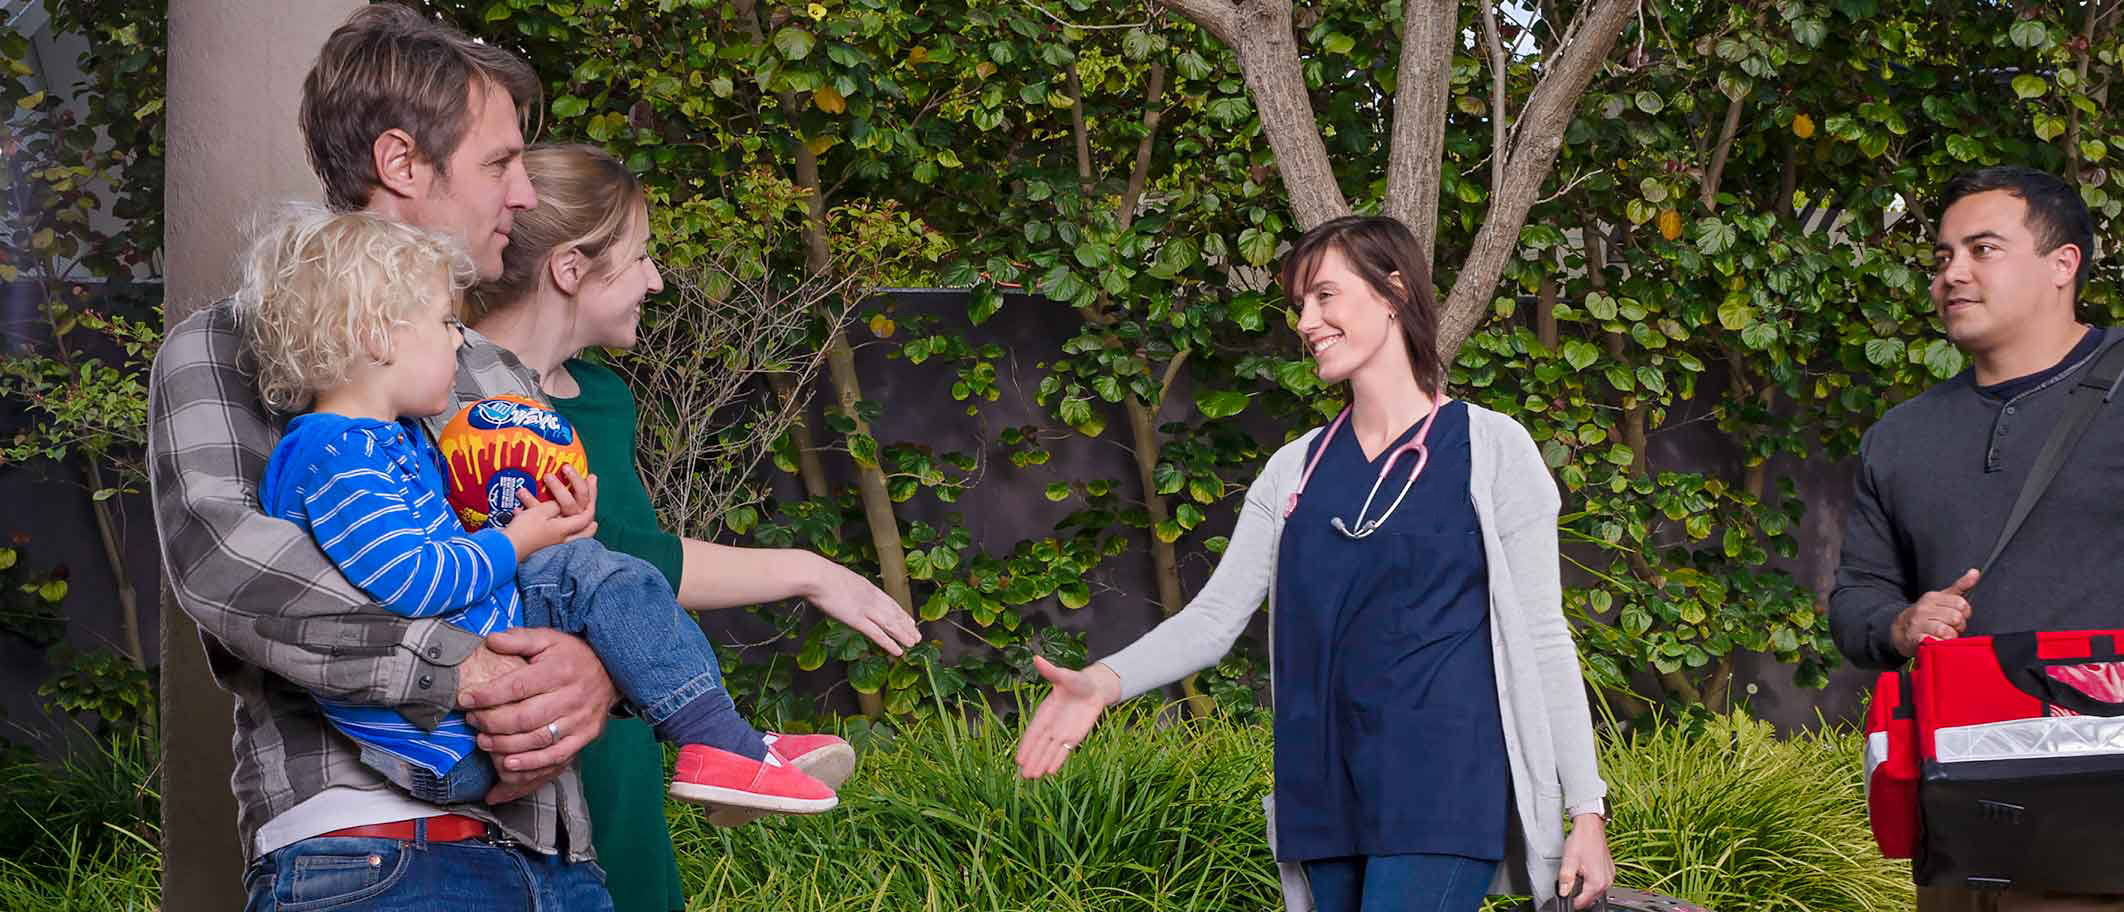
[1100,402,1607,908]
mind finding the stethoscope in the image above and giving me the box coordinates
[1283,399,1447,539]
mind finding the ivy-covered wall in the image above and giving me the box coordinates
[15,0,2124,745]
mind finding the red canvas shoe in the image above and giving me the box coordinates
[668,744,836,814]
[706,733,857,827]
[765,732,856,788]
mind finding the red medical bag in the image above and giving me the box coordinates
[1872,631,2124,892]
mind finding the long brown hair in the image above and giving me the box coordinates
[465,144,644,322]
[1279,215,1443,396]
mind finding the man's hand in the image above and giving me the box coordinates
[802,554,922,656]
[1893,567,1979,659]
[457,627,617,805]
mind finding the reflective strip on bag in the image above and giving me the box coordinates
[1864,730,1891,802]
[1934,713,2124,765]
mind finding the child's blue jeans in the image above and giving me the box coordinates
[365,539,734,804]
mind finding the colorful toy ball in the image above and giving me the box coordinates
[437,395,589,532]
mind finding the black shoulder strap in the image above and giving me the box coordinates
[1981,338,2124,576]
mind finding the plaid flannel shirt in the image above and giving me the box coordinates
[148,304,592,860]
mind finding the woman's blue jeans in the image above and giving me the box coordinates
[1303,853,1499,912]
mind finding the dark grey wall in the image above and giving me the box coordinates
[0,286,1879,753]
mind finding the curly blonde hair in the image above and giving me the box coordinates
[232,205,477,412]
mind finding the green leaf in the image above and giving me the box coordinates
[1045,482,1072,502]
[1791,17,1827,48]
[2012,74,2048,100]
[1562,339,1600,371]
[1635,366,1668,397]
[1195,389,1251,419]
[1922,339,1966,379]
[1717,298,1754,330]
[1153,461,1185,495]
[552,95,589,119]
[37,580,67,603]
[2010,18,2050,49]
[1633,91,1664,114]
[774,27,816,60]
[1583,292,1619,321]
[1123,28,1157,60]
[1237,228,1276,267]
[1321,32,1356,55]
[2032,113,2067,142]
[1057,579,1092,610]
[848,656,889,693]
[1695,218,1737,255]
[797,634,827,671]
[1864,338,1905,367]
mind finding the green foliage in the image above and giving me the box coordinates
[0,541,69,649]
[669,699,1283,911]
[37,647,155,735]
[0,709,1914,912]
[0,723,159,883]
[1603,712,1912,911]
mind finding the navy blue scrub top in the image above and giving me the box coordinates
[1270,400,1509,862]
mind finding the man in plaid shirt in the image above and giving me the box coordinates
[151,7,618,907]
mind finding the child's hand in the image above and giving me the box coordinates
[501,488,597,561]
[541,465,599,538]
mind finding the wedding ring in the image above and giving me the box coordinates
[546,721,562,745]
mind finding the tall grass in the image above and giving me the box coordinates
[1602,712,1913,911]
[670,699,1284,911]
[0,703,1916,911]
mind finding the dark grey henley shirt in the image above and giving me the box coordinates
[1830,326,2124,670]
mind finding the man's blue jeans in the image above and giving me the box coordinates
[366,539,732,805]
[243,818,613,911]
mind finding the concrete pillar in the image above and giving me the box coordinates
[162,1,359,908]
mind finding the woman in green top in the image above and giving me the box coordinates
[467,143,925,911]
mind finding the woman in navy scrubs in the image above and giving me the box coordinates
[1015,216,1613,911]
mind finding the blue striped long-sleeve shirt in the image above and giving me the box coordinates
[260,413,522,776]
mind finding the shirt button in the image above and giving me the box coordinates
[419,674,434,689]
[2007,406,2018,415]
[427,646,442,659]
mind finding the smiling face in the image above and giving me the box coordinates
[1293,247,1410,386]
[570,199,663,351]
[1931,189,2080,357]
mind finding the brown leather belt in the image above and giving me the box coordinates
[317,813,490,842]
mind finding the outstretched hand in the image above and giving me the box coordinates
[1013,656,1121,779]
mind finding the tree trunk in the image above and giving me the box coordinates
[768,373,831,501]
[742,0,896,716]
[1434,0,1639,360]
[1161,0,1350,227]
[81,458,145,671]
[1383,0,1461,262]
[1063,56,1211,714]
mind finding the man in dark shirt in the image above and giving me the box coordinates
[1830,166,2124,910]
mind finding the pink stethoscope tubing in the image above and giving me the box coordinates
[1283,399,1448,539]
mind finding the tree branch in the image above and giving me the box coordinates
[1157,0,1239,45]
[1438,0,1638,361]
[1066,63,1096,197]
[1119,61,1169,232]
[1699,89,1746,211]
[1479,0,1511,193]
[1383,0,1459,261]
